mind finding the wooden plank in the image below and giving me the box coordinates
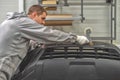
[42,1,56,4]
[45,14,73,26]
[46,14,73,20]
[42,0,57,10]
[45,20,72,26]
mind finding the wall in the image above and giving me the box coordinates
[115,0,120,45]
[58,0,111,36]
[0,0,18,23]
[0,0,119,44]
[46,0,117,43]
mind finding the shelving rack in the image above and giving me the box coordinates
[38,0,117,43]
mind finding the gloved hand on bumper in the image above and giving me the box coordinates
[76,35,89,45]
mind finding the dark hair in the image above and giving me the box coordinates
[27,5,47,15]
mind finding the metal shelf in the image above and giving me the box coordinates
[38,0,117,42]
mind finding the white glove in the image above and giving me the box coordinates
[76,35,89,45]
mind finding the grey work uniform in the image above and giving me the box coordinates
[0,12,76,80]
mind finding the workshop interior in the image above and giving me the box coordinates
[1,0,120,80]
[0,0,120,46]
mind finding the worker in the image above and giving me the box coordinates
[0,4,89,80]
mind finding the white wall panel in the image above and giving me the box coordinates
[115,0,120,44]
[24,0,38,13]
[0,0,18,23]
[58,1,112,39]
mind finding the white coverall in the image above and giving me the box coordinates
[0,12,78,80]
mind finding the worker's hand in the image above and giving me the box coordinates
[76,35,89,45]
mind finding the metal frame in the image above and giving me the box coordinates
[110,0,117,42]
[61,0,117,42]
[63,0,85,22]
[38,0,42,4]
[64,0,69,6]
[90,0,116,42]
[38,0,117,42]
[80,0,85,23]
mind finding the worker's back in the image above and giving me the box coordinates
[0,12,30,80]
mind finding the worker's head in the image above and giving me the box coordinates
[27,5,47,25]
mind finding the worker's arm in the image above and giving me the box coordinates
[19,17,89,44]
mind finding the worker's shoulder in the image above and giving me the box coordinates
[18,16,36,25]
